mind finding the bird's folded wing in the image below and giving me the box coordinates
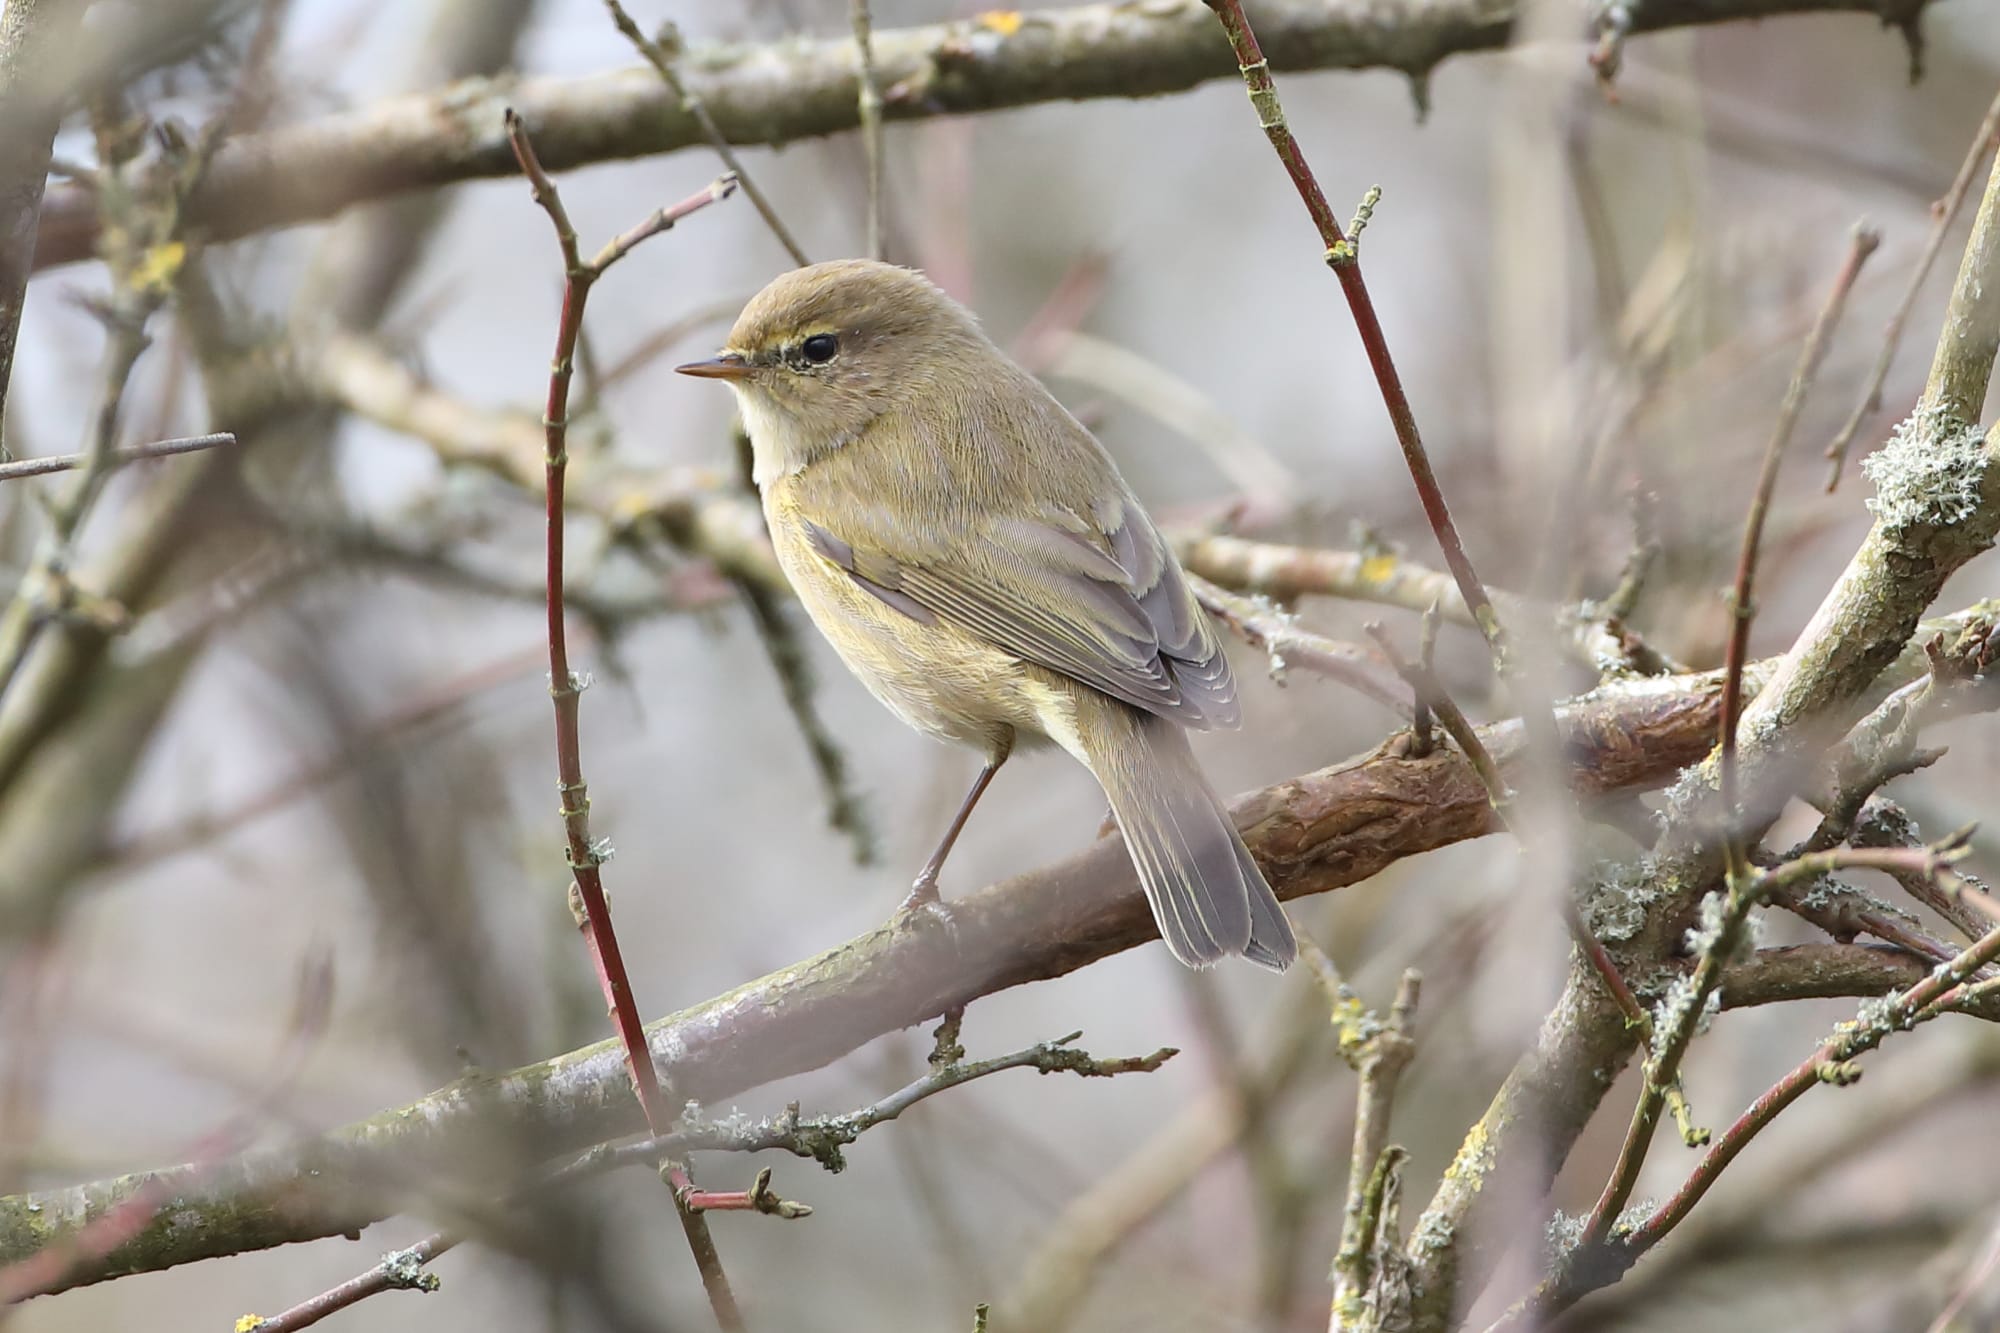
[802,501,1237,730]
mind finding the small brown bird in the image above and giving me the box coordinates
[678,260,1293,970]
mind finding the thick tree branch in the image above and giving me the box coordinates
[29,0,1937,270]
[0,609,1987,1291]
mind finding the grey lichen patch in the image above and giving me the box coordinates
[1862,407,1994,531]
[1580,857,1662,944]
[1680,889,1727,958]
[1611,1198,1659,1238]
[1654,760,1721,838]
[1796,875,1914,926]
[380,1245,442,1293]
[1852,994,1914,1037]
[1544,1210,1587,1262]
[1649,971,1719,1041]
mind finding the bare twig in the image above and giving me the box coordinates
[242,1235,453,1332]
[1202,0,1507,660]
[603,0,808,267]
[849,0,885,259]
[1364,624,1505,804]
[1509,865,2000,1325]
[504,109,747,1330]
[1190,574,1408,714]
[0,104,234,704]
[1926,1210,2000,1333]
[1566,224,1884,1258]
[1826,92,2000,488]
[0,431,235,482]
[0,953,331,1305]
[1718,223,1882,877]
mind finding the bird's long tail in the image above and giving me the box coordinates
[1081,707,1295,971]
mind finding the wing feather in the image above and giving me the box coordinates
[802,496,1236,730]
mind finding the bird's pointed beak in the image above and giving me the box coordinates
[675,351,754,381]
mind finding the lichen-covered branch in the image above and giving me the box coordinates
[1407,151,2000,1329]
[29,0,1940,270]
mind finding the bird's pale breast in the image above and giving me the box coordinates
[764,484,1074,762]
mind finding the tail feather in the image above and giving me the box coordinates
[1086,710,1291,971]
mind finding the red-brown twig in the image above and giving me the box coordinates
[1201,0,1504,660]
[1826,92,2000,489]
[1718,223,1880,879]
[503,109,749,1330]
[245,1233,456,1333]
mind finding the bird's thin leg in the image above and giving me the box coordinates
[901,748,1009,913]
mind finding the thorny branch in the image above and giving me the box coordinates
[0,432,235,482]
[849,0,886,261]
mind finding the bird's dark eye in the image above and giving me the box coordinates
[800,332,839,364]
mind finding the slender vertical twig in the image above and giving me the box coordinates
[603,0,809,267]
[504,110,752,1331]
[849,0,885,260]
[1825,91,2000,489]
[1201,0,1504,661]
[1718,223,1881,877]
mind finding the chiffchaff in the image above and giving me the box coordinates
[678,260,1293,970]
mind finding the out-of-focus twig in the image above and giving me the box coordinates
[0,952,331,1305]
[1717,222,1881,879]
[0,0,85,449]
[1181,533,1676,677]
[0,431,235,482]
[1826,92,2000,489]
[29,0,1943,271]
[1190,574,1407,714]
[1329,967,1420,1331]
[603,0,808,267]
[849,0,885,260]
[0,89,238,707]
